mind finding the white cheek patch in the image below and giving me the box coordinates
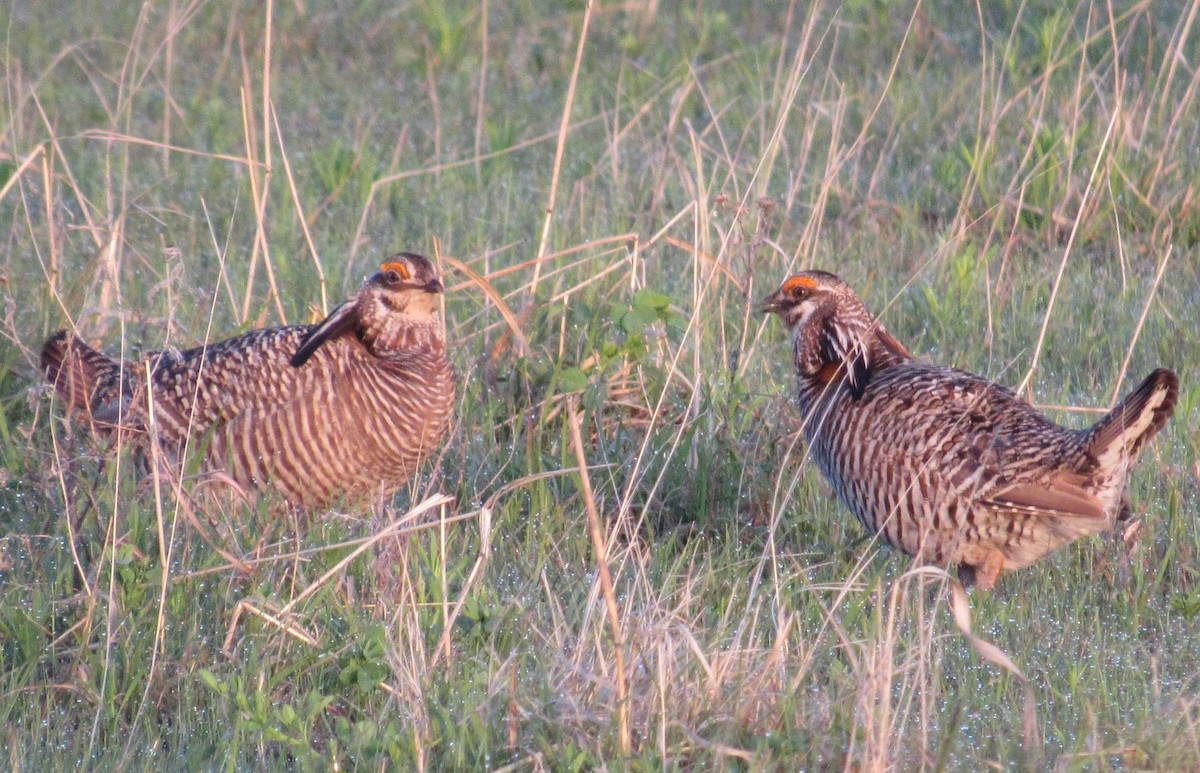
[787,299,819,327]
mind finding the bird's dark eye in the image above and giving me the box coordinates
[385,270,402,284]
[782,276,816,300]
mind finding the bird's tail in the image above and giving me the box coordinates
[1083,368,1179,470]
[40,331,122,415]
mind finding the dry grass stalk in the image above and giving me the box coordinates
[566,397,631,754]
[531,0,595,296]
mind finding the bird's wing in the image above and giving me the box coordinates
[982,473,1106,520]
[144,326,316,443]
[891,367,1107,523]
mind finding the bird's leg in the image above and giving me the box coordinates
[975,551,1005,591]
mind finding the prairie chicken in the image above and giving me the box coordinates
[41,252,455,510]
[762,270,1178,589]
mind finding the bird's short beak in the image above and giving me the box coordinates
[423,278,444,294]
[760,290,785,315]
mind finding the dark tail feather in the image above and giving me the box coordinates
[1084,369,1179,468]
[40,331,119,414]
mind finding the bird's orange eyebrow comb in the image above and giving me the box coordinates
[380,261,411,279]
[782,275,817,293]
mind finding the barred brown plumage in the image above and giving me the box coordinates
[762,270,1178,589]
[41,252,455,510]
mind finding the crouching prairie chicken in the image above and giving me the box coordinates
[41,252,455,510]
[762,270,1178,590]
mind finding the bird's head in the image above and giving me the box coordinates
[291,252,445,367]
[761,270,910,398]
[759,270,848,330]
[359,252,445,319]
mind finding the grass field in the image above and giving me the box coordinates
[2,0,1199,769]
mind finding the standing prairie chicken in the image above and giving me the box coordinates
[762,270,1178,589]
[41,252,455,510]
